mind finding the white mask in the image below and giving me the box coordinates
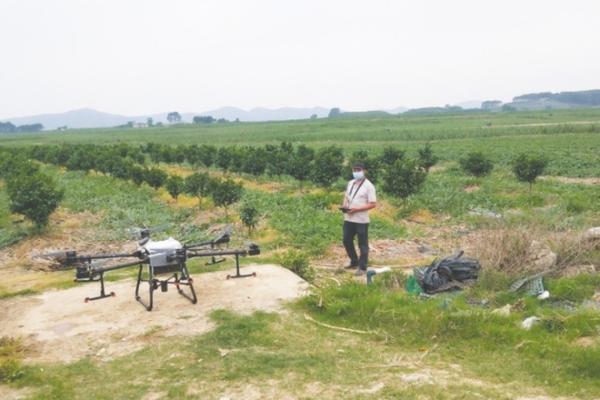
[352,171,364,180]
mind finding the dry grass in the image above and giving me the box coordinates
[469,226,598,276]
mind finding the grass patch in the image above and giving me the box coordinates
[300,276,600,398]
[0,337,25,383]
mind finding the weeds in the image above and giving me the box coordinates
[0,337,24,383]
[302,277,600,397]
[276,249,315,282]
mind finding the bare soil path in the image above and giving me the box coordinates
[0,264,308,363]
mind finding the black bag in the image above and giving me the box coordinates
[417,250,480,294]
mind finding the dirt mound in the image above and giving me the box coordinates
[0,264,308,364]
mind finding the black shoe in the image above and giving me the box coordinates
[344,263,358,270]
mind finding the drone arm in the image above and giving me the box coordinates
[67,251,145,265]
[92,258,149,274]
[186,245,260,259]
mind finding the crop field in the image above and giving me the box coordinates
[0,109,600,399]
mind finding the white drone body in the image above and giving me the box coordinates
[142,237,183,268]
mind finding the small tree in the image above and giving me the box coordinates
[211,178,243,219]
[512,153,548,191]
[288,144,315,187]
[129,166,146,186]
[240,204,259,236]
[184,172,211,208]
[143,167,168,189]
[382,158,427,205]
[165,175,184,199]
[311,146,344,187]
[6,172,64,229]
[459,152,493,177]
[417,143,439,172]
[379,147,405,165]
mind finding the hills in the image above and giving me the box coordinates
[483,89,600,111]
[2,89,599,130]
[1,106,408,130]
[1,107,332,130]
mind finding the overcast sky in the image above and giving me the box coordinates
[1,0,599,118]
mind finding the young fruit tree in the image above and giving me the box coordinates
[165,175,184,199]
[288,144,315,188]
[7,172,64,229]
[417,143,439,172]
[184,172,211,209]
[459,152,494,177]
[310,146,344,187]
[382,158,427,205]
[143,167,168,189]
[512,153,548,191]
[239,204,259,236]
[211,178,244,219]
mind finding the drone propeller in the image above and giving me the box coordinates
[35,250,77,263]
[126,224,172,240]
[212,225,232,245]
[37,250,72,259]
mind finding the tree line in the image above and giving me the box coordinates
[0,141,548,229]
[0,122,44,133]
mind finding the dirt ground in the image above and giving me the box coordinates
[0,264,308,364]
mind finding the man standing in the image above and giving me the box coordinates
[341,162,377,275]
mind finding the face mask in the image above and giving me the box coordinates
[352,171,364,180]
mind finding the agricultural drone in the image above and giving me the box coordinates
[45,227,260,311]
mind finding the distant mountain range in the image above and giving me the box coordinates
[2,89,599,130]
[0,106,409,130]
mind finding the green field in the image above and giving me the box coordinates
[1,109,600,399]
[1,109,599,176]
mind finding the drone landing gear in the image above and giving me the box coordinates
[135,264,197,311]
[226,254,256,280]
[84,272,116,302]
[206,255,225,265]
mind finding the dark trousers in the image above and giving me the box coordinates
[343,221,369,270]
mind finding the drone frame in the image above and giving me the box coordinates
[62,228,259,311]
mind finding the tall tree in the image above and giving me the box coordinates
[167,112,182,124]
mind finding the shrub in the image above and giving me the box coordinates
[512,153,548,191]
[417,142,439,172]
[240,204,259,236]
[185,172,211,208]
[278,249,315,282]
[165,175,184,199]
[288,144,315,184]
[6,172,64,229]
[311,146,344,187]
[381,158,427,203]
[211,178,244,218]
[379,147,405,165]
[143,167,168,189]
[459,152,493,177]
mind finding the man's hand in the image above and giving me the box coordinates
[348,203,376,214]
